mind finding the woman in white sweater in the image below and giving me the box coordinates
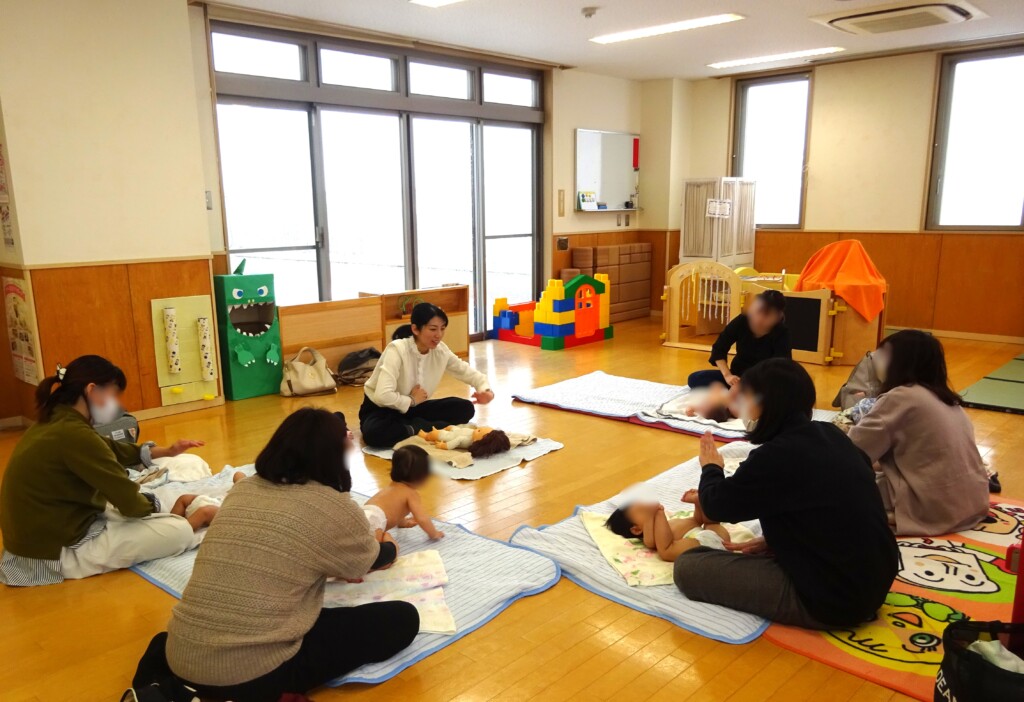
[360,302,494,448]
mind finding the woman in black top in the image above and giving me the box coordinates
[687,290,791,389]
[674,359,897,629]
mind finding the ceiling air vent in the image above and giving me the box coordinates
[812,2,986,35]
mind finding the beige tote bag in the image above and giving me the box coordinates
[280,347,338,397]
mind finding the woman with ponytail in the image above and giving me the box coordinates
[0,355,206,586]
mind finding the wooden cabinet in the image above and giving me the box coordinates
[371,285,471,358]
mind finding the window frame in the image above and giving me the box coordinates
[925,44,1024,232]
[209,21,543,327]
[731,71,812,230]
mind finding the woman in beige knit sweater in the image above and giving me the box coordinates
[132,409,419,702]
[848,330,989,536]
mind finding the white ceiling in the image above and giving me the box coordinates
[216,0,1024,79]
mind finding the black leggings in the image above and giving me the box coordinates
[135,602,419,702]
[359,395,476,448]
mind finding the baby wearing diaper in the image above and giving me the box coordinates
[683,382,739,424]
[363,445,444,540]
[171,471,246,530]
[605,489,730,562]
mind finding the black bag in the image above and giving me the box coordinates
[336,347,381,387]
[934,620,1024,702]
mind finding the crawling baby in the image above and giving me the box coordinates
[364,445,444,540]
[605,489,730,561]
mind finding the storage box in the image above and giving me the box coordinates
[571,247,594,268]
[594,245,620,267]
[620,261,652,284]
[594,265,620,285]
[619,280,651,302]
[560,268,581,283]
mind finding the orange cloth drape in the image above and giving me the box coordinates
[795,240,886,322]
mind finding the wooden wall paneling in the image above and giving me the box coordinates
[211,253,229,276]
[753,231,839,275]
[638,230,673,312]
[30,265,145,411]
[127,260,215,409]
[933,234,1024,338]
[837,232,940,329]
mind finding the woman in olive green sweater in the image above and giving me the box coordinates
[0,355,207,586]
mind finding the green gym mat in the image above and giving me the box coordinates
[962,358,1024,414]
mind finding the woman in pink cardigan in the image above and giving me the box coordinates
[848,330,989,536]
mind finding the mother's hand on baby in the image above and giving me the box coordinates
[726,537,769,555]
[472,389,494,405]
[699,431,724,468]
[681,489,699,504]
[151,439,205,460]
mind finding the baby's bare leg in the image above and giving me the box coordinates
[187,505,219,531]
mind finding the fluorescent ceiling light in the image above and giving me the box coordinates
[590,13,744,44]
[410,0,467,7]
[708,46,846,69]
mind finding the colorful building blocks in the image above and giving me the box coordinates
[488,274,614,350]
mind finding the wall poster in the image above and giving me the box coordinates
[3,276,40,384]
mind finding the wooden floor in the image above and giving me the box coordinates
[2,318,1022,701]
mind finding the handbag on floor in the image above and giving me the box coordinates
[933,620,1024,701]
[280,346,338,397]
[832,351,883,409]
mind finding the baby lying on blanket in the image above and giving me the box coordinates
[365,446,444,540]
[168,470,245,530]
[418,425,512,458]
[605,490,730,561]
[683,382,739,424]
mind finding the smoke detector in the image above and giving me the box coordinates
[812,1,986,35]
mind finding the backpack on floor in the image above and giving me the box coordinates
[934,620,1024,702]
[337,347,381,387]
[94,410,141,444]
[94,410,143,471]
[832,351,883,410]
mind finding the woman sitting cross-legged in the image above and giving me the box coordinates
[848,329,990,535]
[674,358,898,629]
[360,302,493,449]
[133,408,419,702]
[0,355,207,587]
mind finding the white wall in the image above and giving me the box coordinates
[804,53,937,231]
[0,0,211,266]
[682,53,942,233]
[188,5,228,254]
[549,69,642,234]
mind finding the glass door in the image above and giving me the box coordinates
[482,124,536,328]
[321,109,408,298]
[410,117,479,331]
[216,102,320,306]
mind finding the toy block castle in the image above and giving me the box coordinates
[488,274,614,350]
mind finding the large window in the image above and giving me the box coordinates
[210,24,543,332]
[927,46,1024,230]
[732,74,810,228]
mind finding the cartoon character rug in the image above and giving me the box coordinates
[764,499,1024,700]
